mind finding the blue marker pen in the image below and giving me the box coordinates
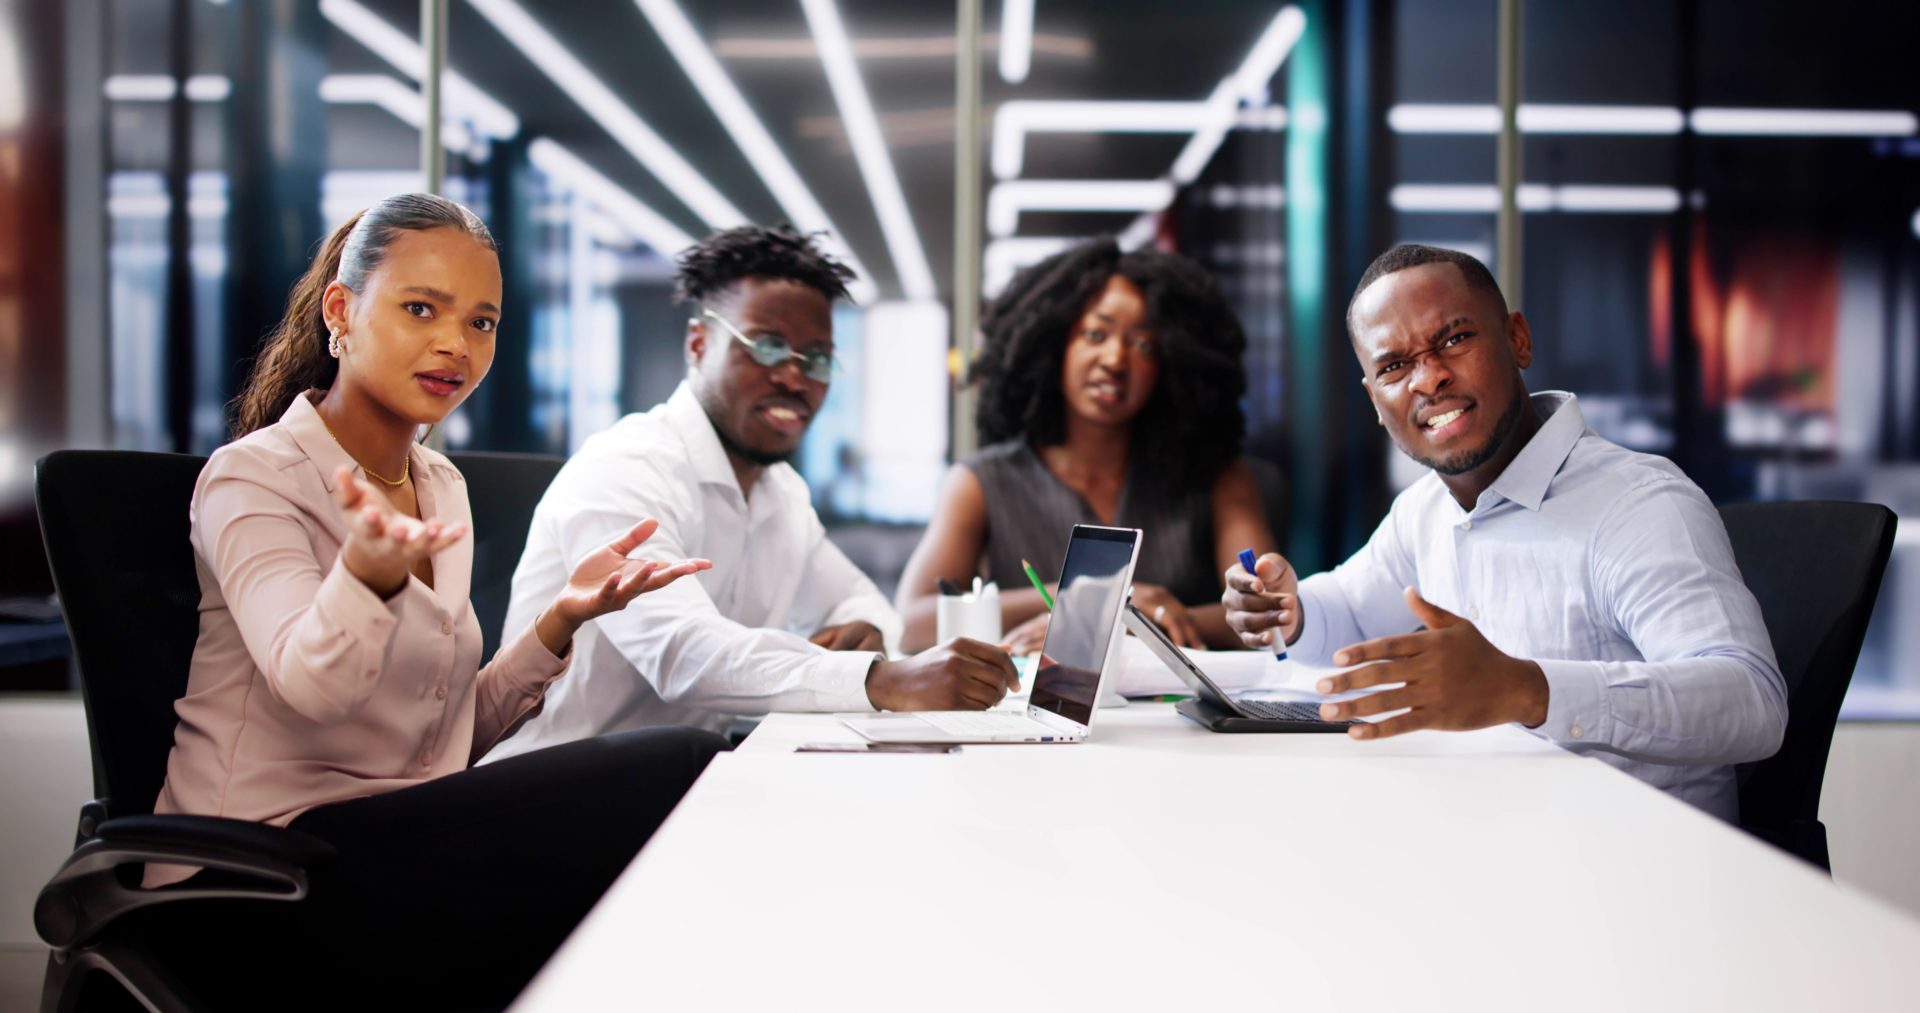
[1238,547,1290,662]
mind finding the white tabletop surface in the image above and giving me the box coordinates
[515,701,1920,1011]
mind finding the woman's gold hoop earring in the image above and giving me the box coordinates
[328,328,346,358]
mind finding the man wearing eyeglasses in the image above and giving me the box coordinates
[485,226,1020,760]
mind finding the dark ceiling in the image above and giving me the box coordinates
[349,0,1294,300]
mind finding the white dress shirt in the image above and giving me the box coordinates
[484,383,903,760]
[1293,392,1787,820]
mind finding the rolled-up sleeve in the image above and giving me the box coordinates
[1532,480,1787,765]
[195,470,398,724]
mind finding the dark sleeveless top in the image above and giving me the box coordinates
[961,440,1220,606]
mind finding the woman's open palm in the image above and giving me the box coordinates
[333,465,465,596]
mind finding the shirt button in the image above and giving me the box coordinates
[440,621,453,635]
[1570,724,1585,740]
[1467,607,1480,621]
[1459,519,1472,531]
[435,685,447,700]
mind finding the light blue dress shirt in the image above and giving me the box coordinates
[1293,392,1787,820]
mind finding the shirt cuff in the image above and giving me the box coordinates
[1532,658,1612,749]
[315,560,399,645]
[488,622,572,700]
[1289,576,1336,664]
[816,649,883,712]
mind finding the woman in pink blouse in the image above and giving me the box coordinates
[151,193,724,1009]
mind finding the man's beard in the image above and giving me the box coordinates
[711,413,796,467]
[1407,389,1525,476]
[695,382,800,467]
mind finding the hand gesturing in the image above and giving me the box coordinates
[333,465,466,598]
[548,518,712,628]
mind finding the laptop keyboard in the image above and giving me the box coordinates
[1236,699,1347,723]
[918,711,1056,737]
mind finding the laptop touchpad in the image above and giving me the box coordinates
[842,714,948,741]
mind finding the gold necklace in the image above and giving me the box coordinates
[316,410,411,487]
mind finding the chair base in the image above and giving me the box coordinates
[42,941,199,1013]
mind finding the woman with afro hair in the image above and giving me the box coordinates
[896,238,1279,653]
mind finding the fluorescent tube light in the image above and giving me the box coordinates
[992,100,1212,179]
[999,0,1034,84]
[1386,104,1499,134]
[1517,104,1683,134]
[1690,108,1918,136]
[1168,6,1306,184]
[529,138,697,256]
[631,0,877,304]
[800,0,938,300]
[467,0,744,230]
[1388,103,1917,138]
[320,0,519,139]
[987,180,1175,237]
[1389,184,1683,214]
[103,75,232,102]
[982,237,1076,296]
[320,74,476,153]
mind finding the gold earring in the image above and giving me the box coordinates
[328,328,346,358]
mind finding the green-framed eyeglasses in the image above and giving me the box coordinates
[702,308,836,383]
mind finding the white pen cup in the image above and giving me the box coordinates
[936,583,1002,645]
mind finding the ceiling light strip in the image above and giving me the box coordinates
[987,179,1175,237]
[799,0,938,300]
[319,0,519,139]
[1168,6,1306,185]
[998,0,1035,84]
[529,138,697,255]
[631,0,877,303]
[992,100,1213,179]
[1388,103,1916,137]
[466,0,744,229]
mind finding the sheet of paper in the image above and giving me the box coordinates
[1113,637,1393,702]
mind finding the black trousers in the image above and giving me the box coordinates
[144,726,726,1012]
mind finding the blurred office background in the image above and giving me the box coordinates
[1,0,1918,976]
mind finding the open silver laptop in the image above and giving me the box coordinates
[841,524,1141,744]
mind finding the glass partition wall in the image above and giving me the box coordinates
[9,1,1918,706]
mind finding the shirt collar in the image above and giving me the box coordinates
[280,391,431,495]
[1484,391,1585,512]
[281,391,359,494]
[662,381,748,494]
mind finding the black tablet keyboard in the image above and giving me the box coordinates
[1235,699,1349,723]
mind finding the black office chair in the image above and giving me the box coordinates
[1722,500,1896,871]
[32,451,336,1012]
[444,451,565,658]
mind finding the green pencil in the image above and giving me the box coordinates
[1020,558,1054,610]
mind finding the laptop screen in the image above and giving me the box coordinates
[1028,526,1139,726]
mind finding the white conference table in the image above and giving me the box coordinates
[515,701,1920,1011]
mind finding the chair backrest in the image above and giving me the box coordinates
[36,451,209,819]
[1722,501,1896,843]
[445,451,565,661]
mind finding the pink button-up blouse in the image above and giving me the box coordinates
[150,393,567,879]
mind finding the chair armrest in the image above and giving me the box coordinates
[35,815,337,949]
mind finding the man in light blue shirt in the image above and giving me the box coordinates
[1224,244,1786,819]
